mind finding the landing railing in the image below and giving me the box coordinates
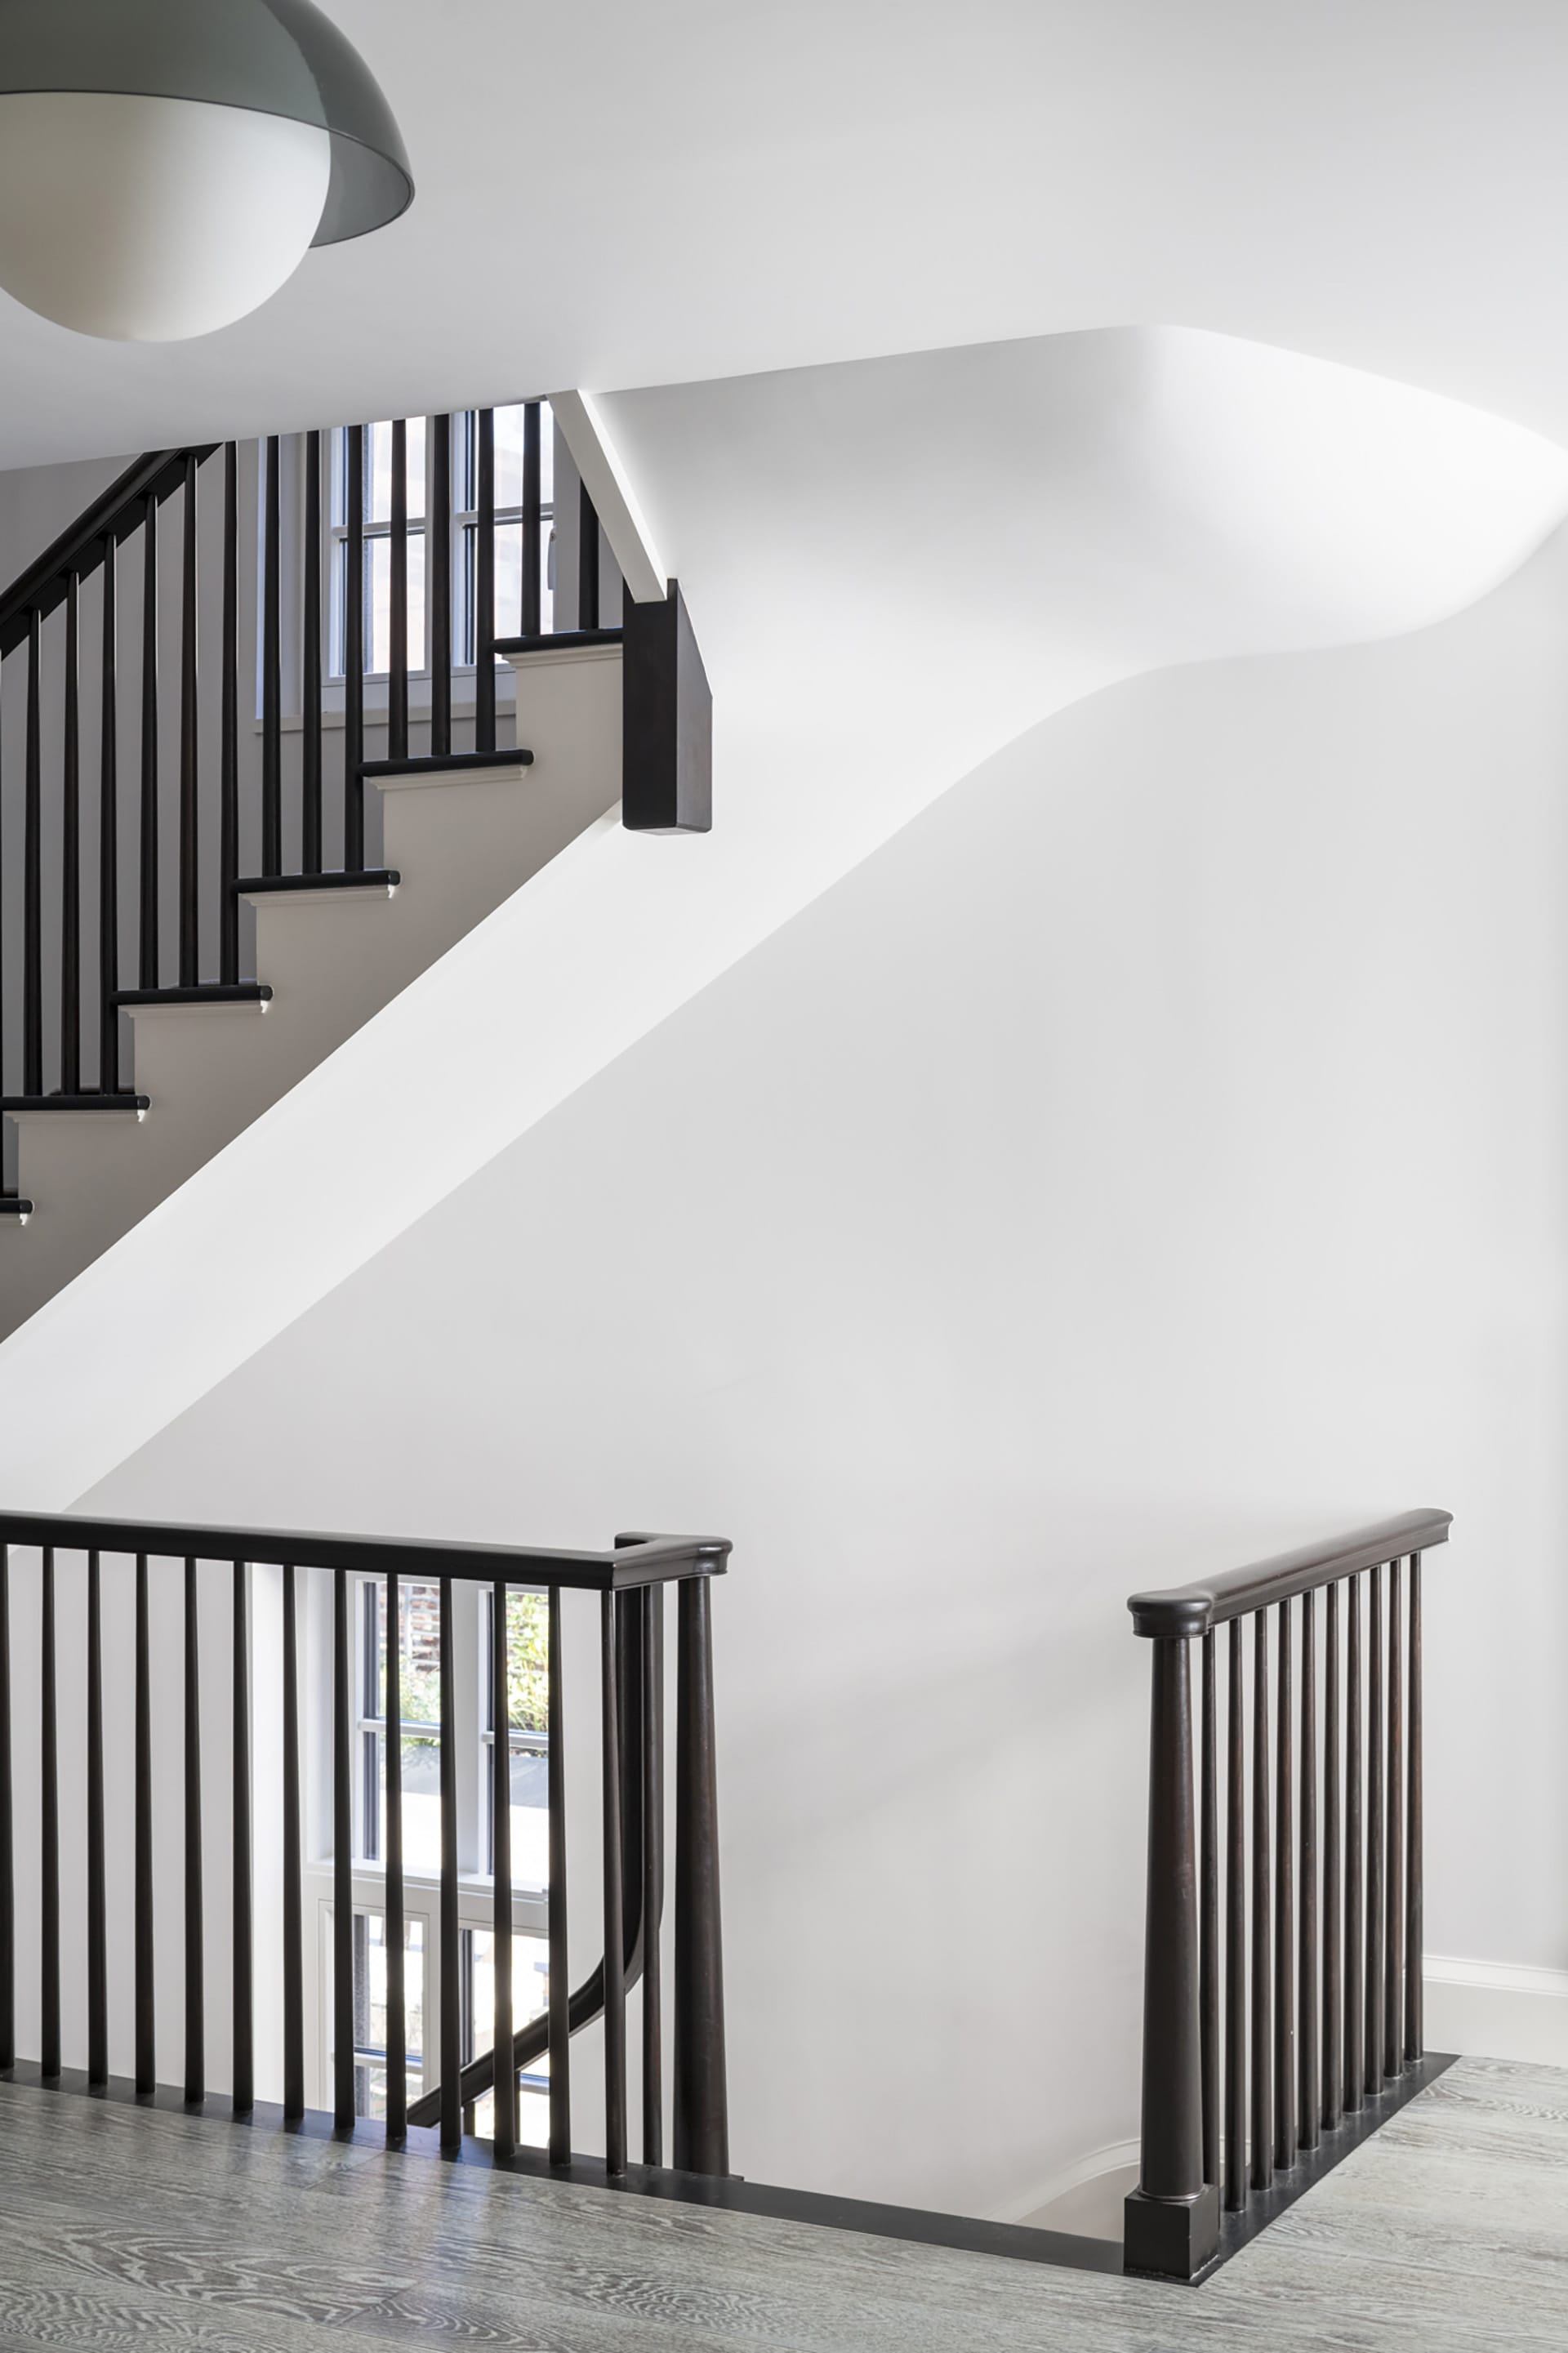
[0,1511,731,2184]
[0,403,640,1144]
[1125,1509,1450,2279]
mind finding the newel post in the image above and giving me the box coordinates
[1124,1629,1221,2279]
[673,1571,728,2174]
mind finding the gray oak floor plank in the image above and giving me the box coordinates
[0,2061,1562,2353]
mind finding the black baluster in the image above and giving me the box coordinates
[522,401,542,639]
[601,1589,626,2175]
[492,1579,515,2161]
[1199,1631,1218,2190]
[643,1583,666,2168]
[1299,1588,1318,2150]
[1224,1619,1246,2213]
[24,609,42,1096]
[99,541,119,1088]
[262,437,282,873]
[475,409,497,753]
[1366,1562,1385,2094]
[1251,1611,1272,2189]
[1275,1598,1294,2167]
[220,446,239,982]
[282,1562,304,2119]
[547,1584,570,2165]
[136,1553,155,2094]
[389,418,408,763]
[61,574,80,1090]
[345,426,366,868]
[140,496,158,990]
[1323,1582,1342,2133]
[179,454,198,984]
[233,1559,253,2115]
[40,1548,58,2079]
[1384,1558,1403,2080]
[1345,1572,1364,2114]
[302,431,323,875]
[0,1549,10,2070]
[674,1574,729,2178]
[578,480,599,630]
[1405,1557,1423,2063]
[332,1566,354,2128]
[430,416,452,756]
[0,679,5,1102]
[87,1550,107,2086]
[185,1558,204,2102]
[439,1575,461,2149]
[385,1569,405,2139]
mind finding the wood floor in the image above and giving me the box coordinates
[0,2057,1561,2351]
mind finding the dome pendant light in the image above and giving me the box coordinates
[0,0,413,342]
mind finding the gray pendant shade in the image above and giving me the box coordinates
[0,0,413,245]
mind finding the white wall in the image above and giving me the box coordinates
[71,519,1568,2217]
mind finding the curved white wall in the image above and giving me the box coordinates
[2,323,1561,1509]
[83,520,1568,2217]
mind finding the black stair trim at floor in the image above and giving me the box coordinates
[0,1199,33,1219]
[112,985,272,1009]
[493,627,624,655]
[1,1094,149,1113]
[234,869,400,897]
[360,747,535,780]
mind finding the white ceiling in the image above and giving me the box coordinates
[2,0,1568,468]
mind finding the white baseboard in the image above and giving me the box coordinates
[1423,1954,1568,2069]
[1003,2137,1141,2235]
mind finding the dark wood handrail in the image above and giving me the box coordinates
[1127,1509,1451,1638]
[0,447,216,660]
[0,1509,729,1591]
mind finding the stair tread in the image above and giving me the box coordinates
[2,1094,149,1112]
[113,984,271,1009]
[360,747,534,779]
[236,869,400,896]
[493,626,624,654]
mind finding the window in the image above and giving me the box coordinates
[327,403,555,684]
[320,1573,553,2130]
[467,1922,551,2142]
[328,417,427,680]
[358,1575,444,1871]
[456,405,556,660]
[485,1585,550,1887]
[327,1910,427,2122]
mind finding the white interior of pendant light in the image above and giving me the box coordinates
[0,90,330,341]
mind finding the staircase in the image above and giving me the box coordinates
[0,412,708,1340]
